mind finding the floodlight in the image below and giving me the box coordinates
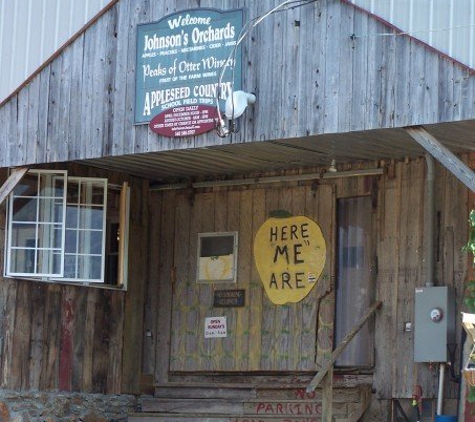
[225,90,256,120]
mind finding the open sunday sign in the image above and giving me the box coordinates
[135,8,243,137]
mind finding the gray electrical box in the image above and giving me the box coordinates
[414,286,455,362]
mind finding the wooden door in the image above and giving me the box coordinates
[168,184,335,372]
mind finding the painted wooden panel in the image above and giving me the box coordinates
[167,184,335,372]
[0,0,474,169]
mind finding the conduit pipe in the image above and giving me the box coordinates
[425,153,435,287]
[424,153,446,415]
[438,363,446,415]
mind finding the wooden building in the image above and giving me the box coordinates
[0,0,474,421]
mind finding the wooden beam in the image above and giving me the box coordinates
[0,167,29,206]
[405,126,475,192]
[306,301,382,393]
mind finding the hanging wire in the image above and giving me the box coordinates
[215,0,318,137]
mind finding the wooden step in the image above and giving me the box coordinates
[131,383,373,422]
[130,414,336,422]
[141,397,348,416]
[153,383,256,400]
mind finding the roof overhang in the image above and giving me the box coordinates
[73,120,475,185]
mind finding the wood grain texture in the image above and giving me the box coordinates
[168,184,335,373]
[0,0,473,168]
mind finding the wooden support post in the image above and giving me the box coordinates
[0,167,29,206]
[321,367,333,422]
[405,126,475,192]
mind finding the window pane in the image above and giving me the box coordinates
[38,174,65,198]
[66,207,79,229]
[13,173,38,197]
[7,171,66,277]
[37,249,62,276]
[335,197,373,367]
[12,198,38,222]
[200,235,235,256]
[64,254,77,278]
[37,223,62,250]
[9,248,36,273]
[10,223,36,248]
[62,178,106,282]
[197,232,238,283]
[78,230,103,255]
[77,255,102,280]
[79,207,104,230]
[65,229,78,253]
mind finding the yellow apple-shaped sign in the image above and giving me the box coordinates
[254,214,326,305]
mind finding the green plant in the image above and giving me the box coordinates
[463,210,475,263]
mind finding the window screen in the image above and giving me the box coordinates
[335,196,374,367]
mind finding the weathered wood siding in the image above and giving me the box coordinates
[0,0,474,169]
[161,184,335,372]
[147,158,468,399]
[0,165,148,395]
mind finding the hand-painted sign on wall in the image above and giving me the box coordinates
[254,215,326,305]
[135,8,243,136]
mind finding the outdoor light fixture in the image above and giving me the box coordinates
[217,90,256,137]
[225,91,256,120]
[215,0,315,138]
[328,159,338,172]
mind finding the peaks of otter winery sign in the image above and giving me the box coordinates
[135,8,243,137]
[254,215,327,305]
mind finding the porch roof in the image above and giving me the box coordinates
[74,120,475,184]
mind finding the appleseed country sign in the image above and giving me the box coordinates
[135,8,243,137]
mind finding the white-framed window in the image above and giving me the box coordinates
[4,170,129,289]
[196,232,238,283]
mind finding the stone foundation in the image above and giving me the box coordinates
[0,391,137,422]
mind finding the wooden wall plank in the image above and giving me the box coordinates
[248,189,265,371]
[260,188,279,370]
[235,189,252,371]
[59,287,75,391]
[197,192,216,371]
[143,190,163,377]
[224,189,240,370]
[40,285,62,390]
[315,184,336,369]
[122,178,149,394]
[92,291,111,394]
[155,190,176,383]
[374,161,402,398]
[107,291,125,394]
[82,288,98,392]
[0,280,17,388]
[169,191,191,372]
[72,287,88,391]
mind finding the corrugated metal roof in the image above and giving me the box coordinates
[0,0,113,103]
[348,0,475,70]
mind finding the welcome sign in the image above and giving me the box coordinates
[135,8,243,136]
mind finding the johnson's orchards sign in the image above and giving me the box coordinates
[135,8,243,137]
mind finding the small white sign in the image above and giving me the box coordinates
[204,316,227,338]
